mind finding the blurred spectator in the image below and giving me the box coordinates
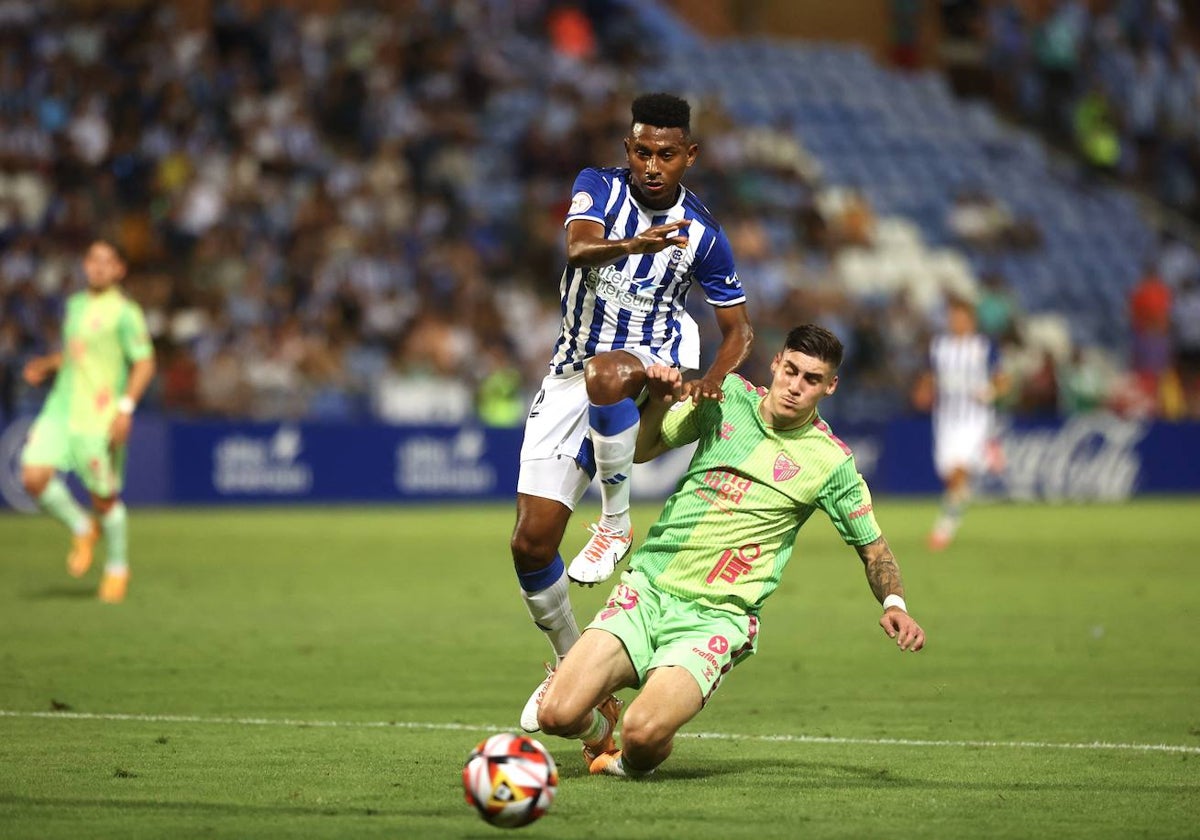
[1072,86,1121,174]
[1017,348,1061,416]
[947,188,1042,251]
[889,0,924,70]
[372,313,473,425]
[1032,0,1088,144]
[1128,263,1174,406]
[476,341,526,429]
[1172,273,1200,417]
[975,272,1019,341]
[1058,345,1113,414]
[0,0,1192,432]
[196,343,249,418]
[977,0,1200,218]
[1156,230,1198,287]
[983,0,1029,114]
[159,340,200,415]
[820,187,876,249]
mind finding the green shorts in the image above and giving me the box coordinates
[22,412,126,497]
[586,568,759,705]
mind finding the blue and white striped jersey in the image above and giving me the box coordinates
[930,332,1000,432]
[548,167,745,376]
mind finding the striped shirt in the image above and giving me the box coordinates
[549,167,745,376]
[930,332,999,433]
[630,373,880,615]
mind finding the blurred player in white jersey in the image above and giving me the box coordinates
[513,93,753,731]
[913,296,1008,551]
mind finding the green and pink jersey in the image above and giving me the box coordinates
[41,288,152,435]
[630,373,881,615]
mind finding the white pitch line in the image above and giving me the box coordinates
[1,709,1197,755]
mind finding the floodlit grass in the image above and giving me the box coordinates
[1,499,1197,838]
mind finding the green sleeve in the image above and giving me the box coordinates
[659,375,732,450]
[815,458,882,546]
[118,302,153,363]
[659,398,703,449]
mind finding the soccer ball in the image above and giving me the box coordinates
[462,733,558,829]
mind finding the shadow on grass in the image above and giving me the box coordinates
[603,757,1199,795]
[0,794,393,818]
[25,585,95,600]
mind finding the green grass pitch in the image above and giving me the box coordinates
[1,498,1197,838]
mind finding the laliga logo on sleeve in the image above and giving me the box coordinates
[568,191,592,215]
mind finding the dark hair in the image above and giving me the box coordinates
[631,93,690,133]
[784,324,844,368]
[90,237,128,265]
[945,294,975,315]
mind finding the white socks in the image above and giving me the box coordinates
[517,556,579,661]
[589,399,639,533]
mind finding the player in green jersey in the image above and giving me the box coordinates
[20,239,156,603]
[536,324,925,776]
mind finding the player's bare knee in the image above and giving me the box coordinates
[510,530,555,572]
[583,354,644,403]
[21,469,49,498]
[535,695,583,737]
[619,705,674,756]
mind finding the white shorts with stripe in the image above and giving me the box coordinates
[516,347,682,509]
[933,420,989,479]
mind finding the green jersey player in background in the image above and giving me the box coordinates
[536,324,925,776]
[21,238,156,604]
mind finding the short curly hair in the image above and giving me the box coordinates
[630,93,691,133]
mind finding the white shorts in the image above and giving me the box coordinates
[933,422,989,479]
[517,347,680,509]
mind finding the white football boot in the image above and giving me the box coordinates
[519,663,555,733]
[567,523,633,585]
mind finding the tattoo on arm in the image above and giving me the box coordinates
[856,536,904,605]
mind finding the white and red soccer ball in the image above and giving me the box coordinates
[462,733,558,829]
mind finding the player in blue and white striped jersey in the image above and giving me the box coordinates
[513,93,754,733]
[914,296,1008,550]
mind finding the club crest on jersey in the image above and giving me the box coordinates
[664,246,684,277]
[773,453,800,481]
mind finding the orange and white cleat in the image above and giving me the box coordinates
[589,748,653,778]
[581,694,623,767]
[98,569,129,604]
[588,748,626,776]
[67,520,101,578]
[927,530,952,552]
[567,523,633,585]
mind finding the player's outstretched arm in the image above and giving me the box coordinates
[855,535,925,652]
[680,303,752,403]
[634,365,682,463]
[22,352,62,386]
[565,218,691,268]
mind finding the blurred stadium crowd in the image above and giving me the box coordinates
[1,0,1199,428]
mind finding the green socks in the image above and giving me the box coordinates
[101,502,128,572]
[37,477,90,536]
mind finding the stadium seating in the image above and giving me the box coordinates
[612,13,1156,358]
